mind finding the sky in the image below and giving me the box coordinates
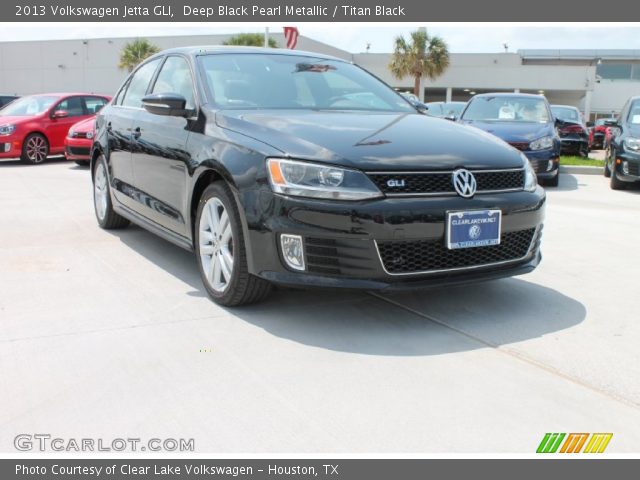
[0,24,640,53]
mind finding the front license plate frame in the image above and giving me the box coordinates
[446,209,502,250]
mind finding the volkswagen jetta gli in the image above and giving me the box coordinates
[92,47,546,306]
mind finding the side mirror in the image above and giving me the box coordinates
[142,93,191,117]
[415,104,428,114]
[444,115,457,121]
[53,110,68,119]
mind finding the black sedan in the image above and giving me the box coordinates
[91,47,545,306]
[604,96,640,190]
[550,105,589,157]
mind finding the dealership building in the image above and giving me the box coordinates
[1,33,639,120]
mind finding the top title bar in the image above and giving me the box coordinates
[3,0,636,22]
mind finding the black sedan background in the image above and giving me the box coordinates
[91,47,545,306]
[550,104,590,158]
[604,95,640,190]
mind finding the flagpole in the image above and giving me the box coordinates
[264,27,269,48]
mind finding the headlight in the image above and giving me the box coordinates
[529,136,554,151]
[624,137,640,151]
[267,158,383,200]
[68,129,75,138]
[86,131,94,139]
[0,124,15,136]
[522,155,537,192]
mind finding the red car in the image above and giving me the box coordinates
[64,117,96,166]
[589,118,616,150]
[0,93,110,164]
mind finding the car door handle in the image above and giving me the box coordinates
[132,127,141,140]
[106,122,112,133]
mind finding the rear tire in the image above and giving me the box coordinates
[195,182,272,306]
[92,155,130,229]
[21,133,49,164]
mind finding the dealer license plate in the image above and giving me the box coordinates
[446,209,502,249]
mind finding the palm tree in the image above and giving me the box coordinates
[389,29,450,100]
[223,33,278,48]
[118,39,161,72]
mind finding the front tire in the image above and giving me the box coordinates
[545,174,559,187]
[21,133,49,164]
[610,165,627,190]
[195,182,272,306]
[92,156,129,229]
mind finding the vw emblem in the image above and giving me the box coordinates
[469,224,482,240]
[452,169,477,198]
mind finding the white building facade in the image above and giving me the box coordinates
[0,33,638,121]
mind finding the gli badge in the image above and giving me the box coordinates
[386,179,406,188]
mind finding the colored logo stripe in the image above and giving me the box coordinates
[583,433,613,453]
[560,433,589,453]
[536,433,566,453]
[537,433,613,453]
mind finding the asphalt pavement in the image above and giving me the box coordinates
[1,158,639,453]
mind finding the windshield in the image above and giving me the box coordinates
[462,96,551,123]
[551,106,580,123]
[199,54,415,112]
[628,101,640,124]
[0,95,59,116]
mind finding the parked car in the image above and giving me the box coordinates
[0,95,18,109]
[65,117,96,166]
[399,92,427,110]
[603,96,640,190]
[92,47,544,306]
[550,105,589,157]
[0,93,110,164]
[588,118,615,150]
[459,93,561,186]
[425,101,466,119]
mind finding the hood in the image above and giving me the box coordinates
[461,120,554,143]
[71,117,96,133]
[215,109,525,171]
[0,115,40,126]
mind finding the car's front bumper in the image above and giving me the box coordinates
[64,138,91,160]
[614,152,640,182]
[242,186,546,290]
[0,136,21,158]
[522,149,559,181]
[559,136,588,155]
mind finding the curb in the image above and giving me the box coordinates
[560,165,604,176]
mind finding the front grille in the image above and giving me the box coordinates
[628,162,640,176]
[509,142,530,151]
[368,169,524,196]
[303,237,375,277]
[376,228,536,275]
[529,159,548,173]
[66,146,90,156]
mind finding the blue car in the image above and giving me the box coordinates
[458,93,561,186]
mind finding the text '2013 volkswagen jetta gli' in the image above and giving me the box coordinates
[92,47,546,306]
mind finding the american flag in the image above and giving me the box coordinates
[283,27,299,49]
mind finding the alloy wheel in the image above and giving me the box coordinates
[26,136,48,163]
[199,197,234,293]
[94,163,108,221]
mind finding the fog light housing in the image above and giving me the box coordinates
[280,234,305,271]
[622,161,629,175]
